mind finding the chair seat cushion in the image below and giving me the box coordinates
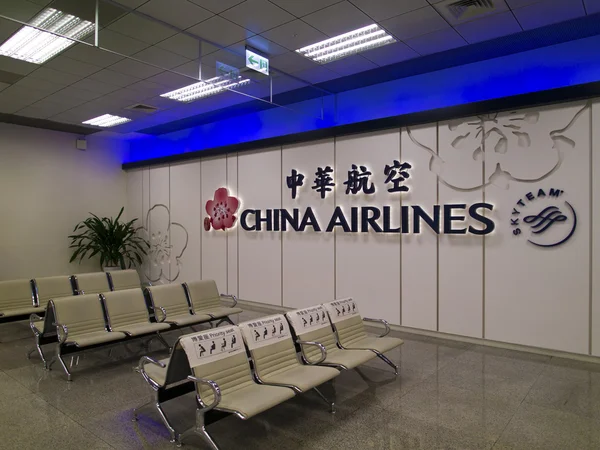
[196,307,243,319]
[263,365,339,392]
[68,330,126,347]
[217,383,295,419]
[2,306,45,318]
[167,314,211,327]
[112,322,171,336]
[144,358,170,386]
[345,336,404,354]
[323,348,375,369]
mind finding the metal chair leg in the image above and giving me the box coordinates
[313,387,336,414]
[132,396,153,422]
[26,336,48,368]
[376,352,398,375]
[179,410,219,449]
[56,353,73,381]
[155,402,177,444]
[155,333,171,352]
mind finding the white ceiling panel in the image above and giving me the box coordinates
[380,6,449,41]
[146,71,196,89]
[18,101,71,119]
[585,0,600,14]
[58,86,104,101]
[0,85,48,110]
[28,67,82,85]
[268,0,342,17]
[133,46,190,69]
[349,0,428,21]
[292,65,340,84]
[228,35,289,56]
[0,18,20,43]
[199,48,245,69]
[155,33,204,60]
[172,60,204,79]
[126,79,170,97]
[455,11,522,43]
[88,69,141,88]
[90,93,140,109]
[44,56,102,77]
[0,0,43,22]
[88,29,149,57]
[27,0,52,5]
[404,27,467,55]
[0,81,9,92]
[138,0,214,29]
[62,43,126,67]
[110,0,149,9]
[260,19,328,51]
[220,0,295,33]
[187,15,255,47]
[513,0,586,30]
[361,41,420,66]
[42,91,89,108]
[270,51,319,73]
[505,0,544,7]
[324,54,378,75]
[110,58,165,78]
[107,13,176,45]
[303,2,373,36]
[187,0,245,14]
[434,0,509,25]
[0,55,37,76]
[12,76,65,94]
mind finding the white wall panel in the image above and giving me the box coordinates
[593,100,600,356]
[147,166,170,283]
[201,157,228,292]
[126,168,142,224]
[282,139,335,309]
[438,117,484,338]
[238,148,282,305]
[140,167,151,283]
[170,161,201,284]
[227,153,239,296]
[335,130,401,323]
[401,125,438,331]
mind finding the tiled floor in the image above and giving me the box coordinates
[1,308,600,449]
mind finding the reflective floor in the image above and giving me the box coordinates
[1,308,600,449]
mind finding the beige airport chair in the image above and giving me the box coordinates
[146,284,212,327]
[286,305,375,370]
[179,326,296,449]
[71,272,111,295]
[322,298,403,375]
[183,280,243,325]
[0,279,42,323]
[107,269,142,291]
[32,275,75,306]
[239,314,339,412]
[133,339,194,443]
[48,294,127,381]
[28,304,56,367]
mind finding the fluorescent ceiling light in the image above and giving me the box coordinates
[82,114,132,127]
[296,24,396,64]
[160,75,251,102]
[0,8,94,64]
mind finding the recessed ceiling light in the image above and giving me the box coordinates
[160,75,251,102]
[0,8,95,64]
[82,114,131,127]
[296,24,396,64]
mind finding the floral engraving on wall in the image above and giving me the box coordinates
[407,103,589,191]
[143,204,188,283]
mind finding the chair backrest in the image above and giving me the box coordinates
[108,269,141,291]
[146,284,191,318]
[72,272,111,295]
[286,305,338,362]
[322,298,366,347]
[180,326,253,404]
[164,339,193,386]
[184,280,221,313]
[51,294,107,337]
[239,314,299,379]
[0,279,35,312]
[101,288,151,331]
[33,276,74,306]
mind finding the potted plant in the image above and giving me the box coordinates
[69,207,149,271]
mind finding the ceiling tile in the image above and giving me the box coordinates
[455,11,522,43]
[71,78,120,95]
[0,18,20,43]
[44,56,102,77]
[88,69,141,88]
[505,0,542,7]
[361,41,419,66]
[0,81,9,92]
[434,0,509,25]
[125,79,169,97]
[0,0,43,22]
[324,54,377,75]
[58,86,104,101]
[380,6,449,41]
[12,76,65,94]
[28,67,83,85]
[513,0,586,30]
[268,0,342,17]
[107,13,176,44]
[220,0,295,33]
[86,29,149,57]
[0,55,37,76]
[303,2,373,36]
[187,0,245,14]
[261,19,328,51]
[41,91,89,108]
[292,65,340,84]
[133,46,190,69]
[172,60,204,78]
[0,85,48,106]
[228,35,289,57]
[137,0,214,29]
[146,71,197,89]
[110,58,165,78]
[187,15,255,47]
[404,27,467,55]
[27,0,53,5]
[585,0,600,14]
[199,48,246,69]
[18,101,70,119]
[349,0,428,21]
[110,0,149,8]
[90,93,139,109]
[155,33,204,60]
[270,51,319,73]
[62,43,126,67]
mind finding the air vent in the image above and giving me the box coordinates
[440,0,497,21]
[125,103,159,113]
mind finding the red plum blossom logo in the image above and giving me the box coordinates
[205,187,239,231]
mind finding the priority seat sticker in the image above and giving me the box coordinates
[181,326,244,367]
[239,314,291,350]
[322,298,359,324]
[286,305,331,334]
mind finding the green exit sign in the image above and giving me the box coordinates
[245,48,269,75]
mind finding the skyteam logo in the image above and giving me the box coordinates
[510,188,577,248]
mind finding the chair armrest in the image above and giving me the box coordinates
[137,356,166,387]
[53,323,69,344]
[220,293,238,308]
[29,314,43,335]
[363,318,391,338]
[187,376,222,412]
[155,306,167,323]
[297,340,327,365]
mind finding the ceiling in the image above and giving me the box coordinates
[0,0,598,136]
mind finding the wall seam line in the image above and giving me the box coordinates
[399,126,403,326]
[590,101,594,356]
[281,145,284,308]
[436,123,440,332]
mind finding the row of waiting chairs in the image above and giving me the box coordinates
[134,298,402,448]
[0,270,144,323]
[31,280,242,380]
